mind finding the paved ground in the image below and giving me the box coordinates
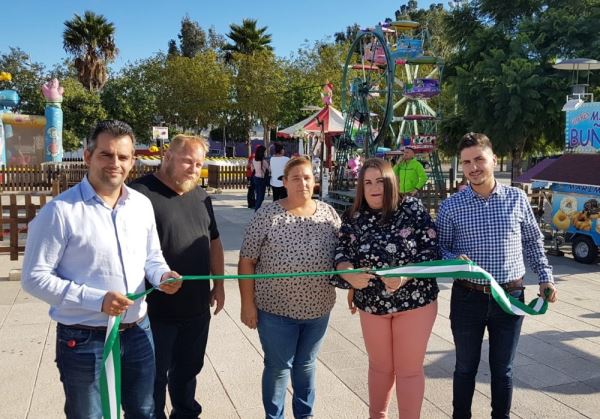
[1,189,599,419]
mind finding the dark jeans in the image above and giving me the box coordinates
[55,316,155,419]
[254,176,267,211]
[247,177,256,208]
[152,312,211,419]
[272,186,287,201]
[450,284,524,419]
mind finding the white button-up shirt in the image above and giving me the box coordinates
[22,176,171,326]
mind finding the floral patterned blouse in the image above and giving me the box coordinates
[332,197,440,315]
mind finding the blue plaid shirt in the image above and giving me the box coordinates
[436,183,553,285]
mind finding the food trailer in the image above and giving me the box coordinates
[531,106,600,264]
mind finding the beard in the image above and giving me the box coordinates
[165,165,199,193]
[175,178,198,193]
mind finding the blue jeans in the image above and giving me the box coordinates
[152,312,211,419]
[55,316,156,419]
[257,310,330,419]
[254,176,267,211]
[450,284,524,419]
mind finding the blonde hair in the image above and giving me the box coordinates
[169,134,209,154]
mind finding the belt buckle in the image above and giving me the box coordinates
[482,285,491,294]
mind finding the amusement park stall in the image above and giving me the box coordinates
[532,95,600,264]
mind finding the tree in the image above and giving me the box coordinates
[178,16,206,58]
[208,26,227,51]
[442,0,600,177]
[102,56,165,143]
[60,77,108,151]
[167,40,179,57]
[63,11,118,91]
[158,51,231,131]
[234,50,285,150]
[0,47,46,114]
[224,19,273,59]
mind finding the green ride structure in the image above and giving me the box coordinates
[333,19,445,195]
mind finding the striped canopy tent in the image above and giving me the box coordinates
[277,105,346,165]
[277,105,345,139]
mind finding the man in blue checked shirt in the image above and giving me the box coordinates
[436,132,557,419]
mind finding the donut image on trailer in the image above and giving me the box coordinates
[552,209,570,231]
[559,196,578,215]
[571,211,592,231]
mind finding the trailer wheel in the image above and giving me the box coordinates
[572,235,598,264]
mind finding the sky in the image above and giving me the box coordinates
[0,0,438,72]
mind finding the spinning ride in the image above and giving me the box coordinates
[335,19,444,190]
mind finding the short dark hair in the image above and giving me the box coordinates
[457,132,493,155]
[274,143,285,154]
[87,120,136,154]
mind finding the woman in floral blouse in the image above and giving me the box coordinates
[333,158,439,419]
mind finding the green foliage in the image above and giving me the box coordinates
[102,56,165,143]
[0,47,45,114]
[224,19,273,58]
[442,0,600,175]
[233,50,284,141]
[61,77,108,151]
[178,16,207,58]
[159,51,231,130]
[63,11,118,91]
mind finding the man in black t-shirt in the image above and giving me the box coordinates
[130,134,225,419]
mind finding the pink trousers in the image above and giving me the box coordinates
[359,300,438,419]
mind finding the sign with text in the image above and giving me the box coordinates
[152,126,169,141]
[565,102,600,153]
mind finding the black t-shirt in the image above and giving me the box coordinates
[129,174,219,319]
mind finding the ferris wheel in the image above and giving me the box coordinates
[335,19,444,190]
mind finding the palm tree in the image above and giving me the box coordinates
[223,19,272,59]
[63,11,118,91]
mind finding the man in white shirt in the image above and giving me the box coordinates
[269,143,290,201]
[22,120,182,418]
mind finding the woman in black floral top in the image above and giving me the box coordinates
[333,158,439,419]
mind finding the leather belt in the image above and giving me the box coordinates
[61,317,144,332]
[455,278,524,294]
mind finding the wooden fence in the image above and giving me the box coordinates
[0,193,51,260]
[0,163,222,194]
[208,165,247,189]
[420,183,450,217]
[0,165,59,192]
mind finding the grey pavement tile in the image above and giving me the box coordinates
[518,335,579,363]
[328,366,368,402]
[420,398,451,418]
[27,325,63,418]
[542,381,600,418]
[0,323,49,418]
[3,301,50,326]
[546,356,600,381]
[0,305,10,328]
[195,356,240,419]
[514,363,575,389]
[318,344,368,373]
[510,386,586,419]
[0,281,20,305]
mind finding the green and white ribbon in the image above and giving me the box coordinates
[373,259,548,316]
[100,315,121,419]
[100,259,550,418]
